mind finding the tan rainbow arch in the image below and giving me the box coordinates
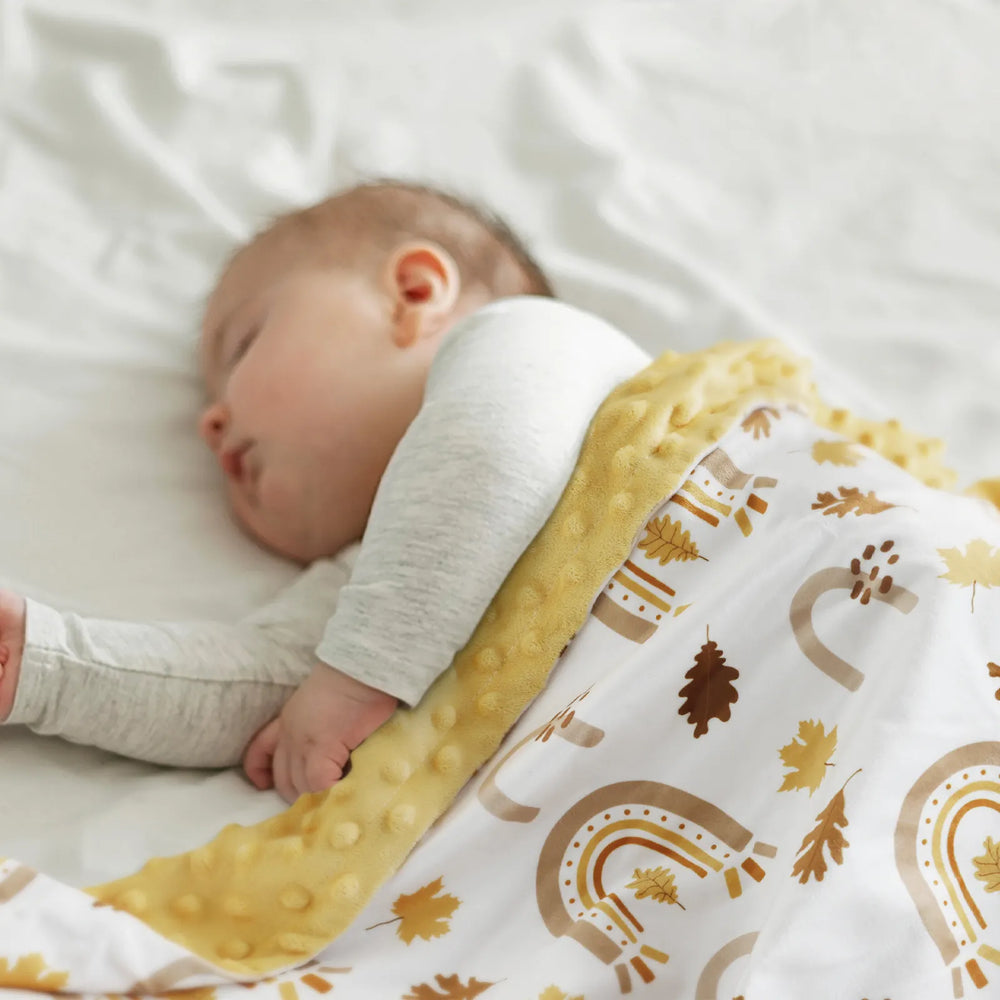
[895,742,1000,995]
[536,780,774,994]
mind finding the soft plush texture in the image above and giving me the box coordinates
[2,341,995,999]
[2,0,1000,996]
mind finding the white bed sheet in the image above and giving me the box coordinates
[1,0,999,889]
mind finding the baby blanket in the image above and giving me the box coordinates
[2,340,998,999]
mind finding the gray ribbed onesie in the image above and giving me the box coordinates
[7,298,649,766]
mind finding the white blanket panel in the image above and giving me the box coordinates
[1,0,999,910]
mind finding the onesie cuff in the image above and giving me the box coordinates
[314,637,427,707]
[5,598,68,727]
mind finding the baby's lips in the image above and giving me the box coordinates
[219,444,246,480]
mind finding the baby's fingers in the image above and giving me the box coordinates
[302,742,349,794]
[243,717,280,790]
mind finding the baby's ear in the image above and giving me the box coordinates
[386,242,461,347]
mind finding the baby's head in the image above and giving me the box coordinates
[198,180,552,563]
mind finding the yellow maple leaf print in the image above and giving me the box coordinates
[974,837,1000,892]
[639,515,704,565]
[939,539,1000,612]
[778,720,837,796]
[385,877,461,944]
[537,988,584,1000]
[811,440,863,467]
[812,487,895,518]
[626,866,685,909]
[0,954,69,991]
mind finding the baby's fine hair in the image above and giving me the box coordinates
[260,179,554,300]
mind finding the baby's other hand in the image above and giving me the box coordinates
[243,662,397,802]
[0,589,26,722]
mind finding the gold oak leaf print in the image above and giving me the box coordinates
[639,514,704,565]
[678,627,739,738]
[778,720,838,796]
[812,487,895,518]
[791,770,860,884]
[742,407,780,439]
[939,539,1000,613]
[403,974,494,1000]
[0,954,69,991]
[627,866,686,909]
[974,837,1000,892]
[367,877,461,944]
[811,440,863,467]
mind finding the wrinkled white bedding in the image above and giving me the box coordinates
[1,0,999,889]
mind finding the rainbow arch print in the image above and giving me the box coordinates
[895,742,1000,996]
[536,781,775,994]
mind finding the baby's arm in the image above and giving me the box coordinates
[0,559,349,767]
[244,299,650,801]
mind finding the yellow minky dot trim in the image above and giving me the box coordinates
[87,339,952,977]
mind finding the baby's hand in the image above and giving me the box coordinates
[0,589,26,722]
[243,663,397,802]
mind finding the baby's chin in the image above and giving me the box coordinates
[231,505,314,566]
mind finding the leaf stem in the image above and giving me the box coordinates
[364,916,402,931]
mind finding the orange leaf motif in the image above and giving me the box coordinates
[626,866,684,908]
[778,720,837,796]
[678,629,739,738]
[639,515,703,565]
[392,878,461,944]
[973,836,1000,893]
[812,487,895,518]
[811,440,863,467]
[742,407,781,439]
[403,974,494,1000]
[791,771,860,884]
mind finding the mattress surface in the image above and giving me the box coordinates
[1,0,999,889]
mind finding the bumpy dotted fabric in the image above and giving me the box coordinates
[88,340,954,976]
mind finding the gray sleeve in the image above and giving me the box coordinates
[7,555,354,767]
[315,297,649,705]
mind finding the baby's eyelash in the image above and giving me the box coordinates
[229,326,259,366]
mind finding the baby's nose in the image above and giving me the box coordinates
[198,400,229,453]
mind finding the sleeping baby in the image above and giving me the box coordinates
[0,180,650,802]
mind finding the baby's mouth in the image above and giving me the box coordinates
[219,443,249,481]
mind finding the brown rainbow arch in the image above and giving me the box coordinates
[895,742,1000,970]
[790,566,918,691]
[694,931,758,999]
[478,691,604,824]
[536,781,760,993]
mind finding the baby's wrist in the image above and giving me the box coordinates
[312,660,396,706]
[0,589,27,722]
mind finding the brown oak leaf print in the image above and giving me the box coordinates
[403,974,494,1000]
[939,539,1000,612]
[367,877,460,944]
[791,770,860,884]
[778,720,837,796]
[974,836,1000,892]
[678,627,739,738]
[627,866,685,908]
[989,662,1000,700]
[639,514,705,565]
[812,487,895,518]
[742,407,780,439]
[811,440,863,467]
